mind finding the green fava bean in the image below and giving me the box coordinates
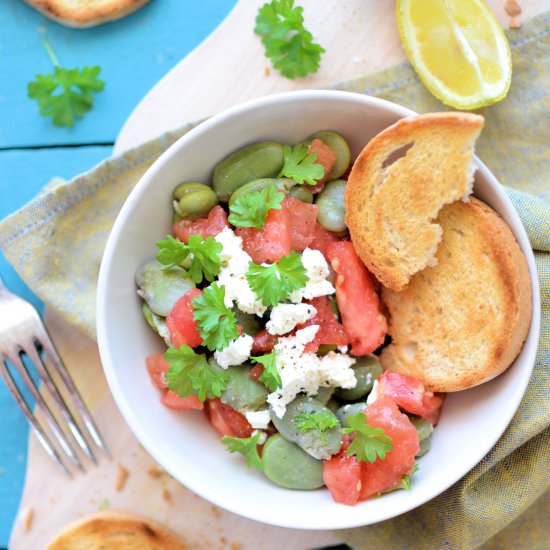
[228,177,294,206]
[316,179,347,233]
[409,417,433,442]
[209,359,268,413]
[262,434,324,490]
[335,402,367,428]
[270,396,342,460]
[233,309,262,336]
[135,260,195,317]
[172,182,218,220]
[325,399,340,414]
[313,386,334,405]
[334,355,383,401]
[213,142,284,201]
[141,304,171,345]
[308,130,351,180]
[289,186,314,203]
[416,436,431,457]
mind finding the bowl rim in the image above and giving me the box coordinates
[97,89,541,530]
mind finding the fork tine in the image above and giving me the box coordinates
[8,351,85,473]
[25,341,98,465]
[0,357,71,477]
[35,327,110,458]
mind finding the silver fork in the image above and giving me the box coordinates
[0,275,108,475]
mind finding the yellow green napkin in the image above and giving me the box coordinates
[1,11,548,550]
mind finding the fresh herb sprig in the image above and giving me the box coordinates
[27,40,105,127]
[251,351,281,391]
[254,0,324,79]
[228,184,285,230]
[341,413,394,463]
[221,432,264,472]
[295,411,339,443]
[279,144,325,185]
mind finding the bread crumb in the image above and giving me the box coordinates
[115,463,129,491]
[162,488,172,503]
[147,466,164,478]
[210,505,221,518]
[264,67,271,77]
[22,507,33,531]
[220,536,228,545]
[505,0,521,28]
[231,542,241,550]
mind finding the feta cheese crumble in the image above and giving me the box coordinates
[267,326,357,418]
[245,410,271,430]
[214,333,253,369]
[215,227,267,316]
[266,303,317,335]
[290,248,335,302]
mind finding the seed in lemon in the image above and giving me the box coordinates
[397,0,512,110]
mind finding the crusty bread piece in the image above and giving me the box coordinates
[345,112,484,291]
[380,198,532,392]
[24,0,150,28]
[46,510,188,550]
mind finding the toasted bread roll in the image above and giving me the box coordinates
[47,509,188,550]
[345,112,484,291]
[380,198,532,392]
[24,0,150,28]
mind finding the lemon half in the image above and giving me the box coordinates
[397,0,512,110]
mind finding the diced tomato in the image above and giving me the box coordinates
[359,397,419,499]
[308,139,337,192]
[249,363,264,381]
[173,205,229,243]
[205,398,253,438]
[323,443,362,506]
[251,329,278,354]
[326,241,387,356]
[162,390,204,411]
[377,371,445,425]
[286,197,318,252]
[237,205,291,264]
[166,288,203,348]
[309,223,340,257]
[297,296,349,353]
[145,353,169,389]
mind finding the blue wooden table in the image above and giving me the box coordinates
[0,0,236,543]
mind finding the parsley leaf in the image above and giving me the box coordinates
[222,432,264,471]
[341,413,394,463]
[246,251,308,307]
[295,411,339,433]
[156,234,222,284]
[228,183,284,230]
[279,144,325,185]
[164,346,228,402]
[392,463,419,492]
[251,351,281,391]
[254,0,324,79]
[192,283,239,351]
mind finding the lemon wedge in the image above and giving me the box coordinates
[397,0,512,110]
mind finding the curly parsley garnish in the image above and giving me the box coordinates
[341,413,394,463]
[228,183,285,230]
[254,0,324,79]
[246,251,308,307]
[251,351,281,391]
[279,144,325,185]
[221,432,264,472]
[164,346,228,402]
[192,283,239,351]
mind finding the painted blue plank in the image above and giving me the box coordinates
[0,145,110,544]
[0,0,236,148]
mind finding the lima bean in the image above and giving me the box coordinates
[335,402,368,428]
[315,179,347,233]
[135,260,195,317]
[270,396,342,460]
[334,355,383,401]
[289,186,314,203]
[213,142,284,201]
[416,436,431,458]
[228,177,294,206]
[172,182,217,220]
[308,131,351,180]
[141,304,171,346]
[262,434,324,490]
[234,310,262,336]
[409,417,433,442]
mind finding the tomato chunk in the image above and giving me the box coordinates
[327,241,387,355]
[162,390,204,411]
[205,398,253,438]
[251,329,278,354]
[286,197,318,252]
[359,397,419,499]
[308,139,337,192]
[173,205,228,243]
[323,442,362,506]
[237,205,291,264]
[249,363,264,382]
[297,296,349,353]
[309,223,340,257]
[166,288,203,348]
[377,371,445,425]
[145,353,169,389]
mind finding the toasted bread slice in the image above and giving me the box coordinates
[24,0,150,28]
[47,510,188,550]
[345,112,484,291]
[380,198,532,392]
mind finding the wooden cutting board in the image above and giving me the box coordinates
[10,1,545,548]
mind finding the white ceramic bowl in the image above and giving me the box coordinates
[97,90,540,530]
